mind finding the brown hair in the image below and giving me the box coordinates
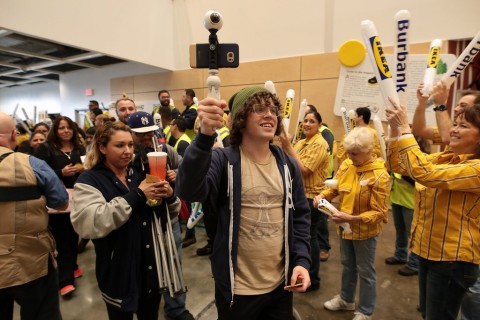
[47,116,82,149]
[229,91,283,146]
[84,121,132,169]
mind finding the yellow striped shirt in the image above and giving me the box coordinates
[432,127,442,145]
[387,135,480,263]
[321,157,390,240]
[293,133,329,199]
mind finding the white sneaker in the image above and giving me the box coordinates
[352,311,372,320]
[324,294,355,311]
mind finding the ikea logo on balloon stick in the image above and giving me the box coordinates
[428,47,440,68]
[284,98,292,118]
[370,36,391,80]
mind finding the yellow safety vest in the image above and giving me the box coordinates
[390,172,415,209]
[174,133,192,152]
[185,105,198,141]
[218,126,230,141]
[163,125,172,144]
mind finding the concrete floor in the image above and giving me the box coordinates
[14,211,424,320]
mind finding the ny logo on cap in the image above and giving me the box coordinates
[141,117,149,125]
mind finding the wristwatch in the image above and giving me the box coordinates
[433,104,447,112]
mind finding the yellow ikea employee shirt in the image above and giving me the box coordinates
[321,156,390,240]
[293,133,329,199]
[387,135,480,263]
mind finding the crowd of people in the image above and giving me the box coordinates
[0,80,479,320]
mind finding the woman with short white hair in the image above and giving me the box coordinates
[314,126,390,320]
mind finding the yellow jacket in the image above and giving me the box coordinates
[321,156,390,240]
[387,135,480,263]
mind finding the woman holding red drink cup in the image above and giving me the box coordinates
[71,121,181,320]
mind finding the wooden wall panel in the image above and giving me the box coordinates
[111,41,432,142]
[299,78,346,140]
[133,69,204,93]
[218,57,301,86]
[111,77,134,95]
[301,53,341,80]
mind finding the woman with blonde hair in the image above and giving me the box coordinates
[72,121,180,319]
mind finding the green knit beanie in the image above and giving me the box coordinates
[228,86,268,118]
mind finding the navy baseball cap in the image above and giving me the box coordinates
[127,111,159,133]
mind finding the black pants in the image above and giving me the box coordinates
[0,257,62,320]
[49,213,79,288]
[105,292,160,320]
[215,284,293,320]
[308,199,321,287]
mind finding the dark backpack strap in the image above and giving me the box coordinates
[0,186,42,201]
[0,152,13,163]
[0,152,42,202]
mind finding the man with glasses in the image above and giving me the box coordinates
[84,100,110,131]
[176,87,311,319]
[170,117,191,158]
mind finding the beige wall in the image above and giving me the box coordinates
[1,1,478,71]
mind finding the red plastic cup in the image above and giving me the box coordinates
[147,151,167,180]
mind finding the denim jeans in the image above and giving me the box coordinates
[163,219,187,318]
[308,199,322,287]
[418,257,479,320]
[339,236,378,316]
[391,203,419,271]
[461,266,480,320]
[317,212,330,252]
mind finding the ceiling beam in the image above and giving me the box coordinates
[0,78,55,88]
[0,45,103,69]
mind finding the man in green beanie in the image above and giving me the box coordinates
[176,87,311,319]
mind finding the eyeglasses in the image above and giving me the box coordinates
[253,104,279,115]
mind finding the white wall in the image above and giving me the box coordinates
[59,62,164,119]
[0,62,164,119]
[331,0,480,50]
[181,0,480,65]
[0,82,60,119]
[180,0,328,65]
[0,0,478,69]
